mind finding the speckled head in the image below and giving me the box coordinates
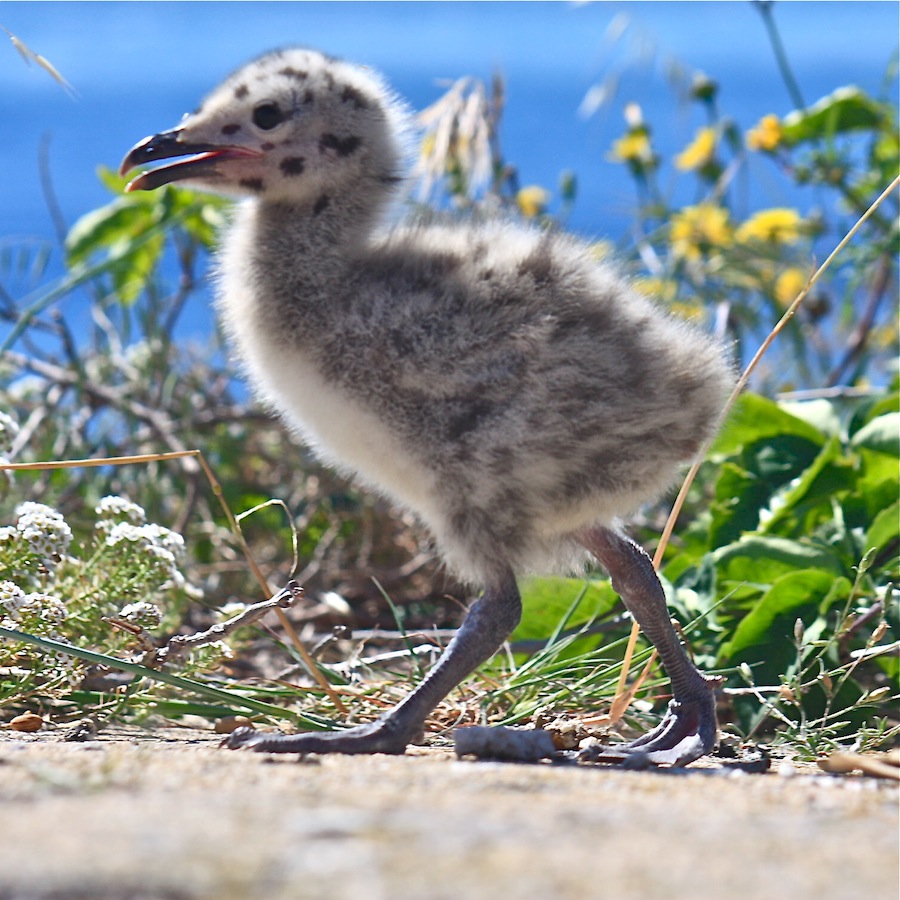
[120,47,409,203]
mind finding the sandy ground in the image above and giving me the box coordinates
[0,726,897,900]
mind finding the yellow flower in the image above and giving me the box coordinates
[516,185,551,218]
[736,208,803,244]
[420,132,436,160]
[608,131,654,165]
[633,277,679,304]
[589,240,614,261]
[774,267,809,308]
[746,114,783,152]
[670,300,706,321]
[670,204,732,261]
[675,127,717,171]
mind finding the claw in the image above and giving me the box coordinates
[221,725,271,751]
[579,689,719,768]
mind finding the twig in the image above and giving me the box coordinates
[145,580,303,667]
[4,349,201,469]
[826,252,894,387]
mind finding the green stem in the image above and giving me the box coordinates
[755,1,805,110]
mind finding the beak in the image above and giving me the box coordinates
[120,129,260,192]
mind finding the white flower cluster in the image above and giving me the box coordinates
[94,495,147,532]
[93,497,193,593]
[13,502,73,565]
[119,600,164,628]
[0,410,20,456]
[0,580,67,627]
[17,592,68,625]
[189,638,235,671]
[103,520,186,588]
[0,579,26,616]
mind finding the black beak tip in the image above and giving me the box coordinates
[120,133,149,174]
[120,129,187,177]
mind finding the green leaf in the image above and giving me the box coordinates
[515,577,619,641]
[709,462,765,547]
[709,431,827,548]
[96,163,135,196]
[762,436,854,536]
[781,86,887,146]
[847,391,899,440]
[721,569,849,664]
[851,412,900,457]
[866,500,900,556]
[65,200,158,267]
[779,398,842,439]
[712,393,824,457]
[848,447,900,529]
[112,234,165,305]
[713,535,845,587]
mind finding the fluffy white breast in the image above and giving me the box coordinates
[214,208,442,527]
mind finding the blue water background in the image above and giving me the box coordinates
[1,1,898,340]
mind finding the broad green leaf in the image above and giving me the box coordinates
[866,500,900,556]
[846,447,900,529]
[65,200,158,267]
[721,569,849,663]
[112,234,165,305]
[851,412,900,457]
[781,86,887,145]
[515,576,619,641]
[780,398,842,439]
[709,461,765,548]
[183,203,229,247]
[762,436,854,536]
[710,433,828,547]
[97,163,134,196]
[712,393,824,457]
[849,391,899,436]
[744,435,822,482]
[713,535,844,586]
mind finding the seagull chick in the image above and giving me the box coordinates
[121,48,735,765]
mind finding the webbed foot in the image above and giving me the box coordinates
[224,574,523,758]
[223,718,412,755]
[579,678,721,768]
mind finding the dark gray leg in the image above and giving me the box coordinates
[577,526,720,766]
[226,570,522,754]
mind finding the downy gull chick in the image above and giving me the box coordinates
[121,48,735,765]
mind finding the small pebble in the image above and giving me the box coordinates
[215,716,254,734]
[454,725,557,762]
[10,712,43,733]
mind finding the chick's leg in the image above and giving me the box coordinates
[226,571,522,754]
[578,526,720,766]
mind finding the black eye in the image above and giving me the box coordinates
[252,103,285,130]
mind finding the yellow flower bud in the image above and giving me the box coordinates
[669,204,733,261]
[675,127,717,171]
[736,208,803,244]
[747,114,783,151]
[774,267,809,308]
[516,185,551,219]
